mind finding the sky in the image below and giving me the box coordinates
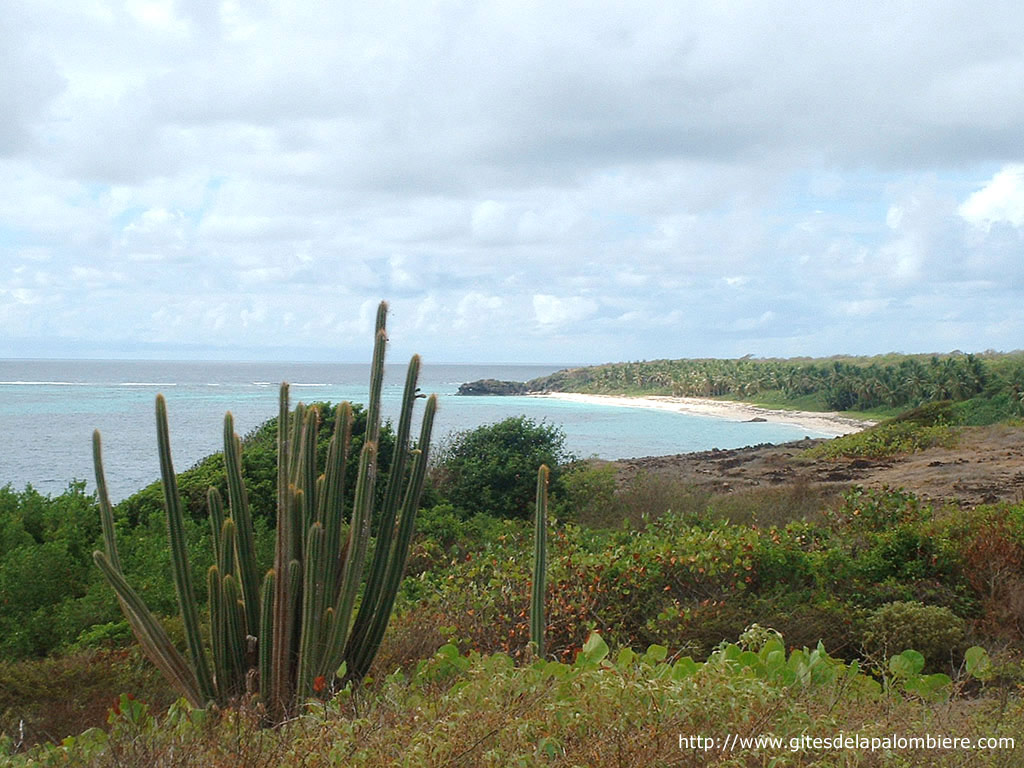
[2,1,1023,365]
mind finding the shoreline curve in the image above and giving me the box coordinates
[531,392,875,437]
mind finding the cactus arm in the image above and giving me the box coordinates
[258,569,275,707]
[276,384,291,544]
[377,355,422,523]
[297,406,320,538]
[224,413,260,635]
[347,393,437,680]
[94,551,203,706]
[346,356,421,657]
[364,302,388,449]
[155,395,218,705]
[320,402,353,612]
[219,518,238,600]
[223,573,247,695]
[207,522,244,700]
[329,302,387,677]
[208,565,228,703]
[296,522,325,698]
[531,465,550,659]
[95,431,204,704]
[287,403,306,499]
[92,431,122,572]
[316,402,351,527]
[318,440,377,679]
[207,488,226,572]
[270,484,300,720]
[269,383,296,720]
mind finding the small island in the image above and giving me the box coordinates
[457,378,534,396]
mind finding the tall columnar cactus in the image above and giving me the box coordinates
[531,464,549,658]
[92,301,437,719]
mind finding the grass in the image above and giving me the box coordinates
[0,649,175,749]
[6,636,1023,767]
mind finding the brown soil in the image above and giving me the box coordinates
[609,424,1024,508]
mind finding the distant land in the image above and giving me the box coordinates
[459,350,1024,425]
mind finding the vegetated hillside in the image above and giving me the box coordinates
[4,409,1024,764]
[513,350,1024,419]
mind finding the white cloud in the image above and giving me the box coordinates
[1,2,1023,360]
[959,164,1024,229]
[455,292,504,330]
[533,295,599,327]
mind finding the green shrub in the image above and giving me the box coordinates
[433,416,572,519]
[0,484,106,659]
[612,472,710,528]
[882,400,958,427]
[861,600,966,672]
[0,649,175,747]
[554,461,619,527]
[706,478,832,528]
[802,420,959,460]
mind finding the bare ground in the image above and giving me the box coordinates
[609,424,1024,508]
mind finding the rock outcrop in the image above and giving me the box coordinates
[456,378,530,396]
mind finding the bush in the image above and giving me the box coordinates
[554,462,619,527]
[0,483,107,659]
[433,416,572,519]
[611,472,710,528]
[956,508,1024,640]
[882,400,958,427]
[861,600,966,672]
[0,649,175,747]
[802,420,959,460]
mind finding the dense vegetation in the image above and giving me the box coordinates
[0,402,392,663]
[7,635,1018,767]
[404,480,1024,670]
[432,416,572,520]
[2,403,1024,764]
[523,351,1024,419]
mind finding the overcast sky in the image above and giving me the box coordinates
[2,1,1023,364]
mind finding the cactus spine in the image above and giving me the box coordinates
[531,464,549,658]
[93,301,437,718]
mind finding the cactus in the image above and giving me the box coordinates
[93,301,437,719]
[530,464,549,658]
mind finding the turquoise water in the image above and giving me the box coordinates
[0,360,827,501]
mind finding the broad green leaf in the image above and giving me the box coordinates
[577,631,609,667]
[643,644,668,664]
[889,649,925,678]
[672,657,699,680]
[965,646,992,679]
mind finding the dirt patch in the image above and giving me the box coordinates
[607,425,1024,508]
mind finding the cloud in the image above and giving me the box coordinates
[1,2,1023,361]
[959,164,1024,229]
[533,295,599,327]
[0,8,66,155]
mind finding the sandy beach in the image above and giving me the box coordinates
[533,392,875,437]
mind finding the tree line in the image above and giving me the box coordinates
[528,352,1024,413]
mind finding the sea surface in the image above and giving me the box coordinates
[0,360,828,501]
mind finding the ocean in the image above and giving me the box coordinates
[0,359,827,501]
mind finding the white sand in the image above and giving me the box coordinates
[532,392,875,437]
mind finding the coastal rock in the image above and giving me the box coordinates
[457,378,529,396]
